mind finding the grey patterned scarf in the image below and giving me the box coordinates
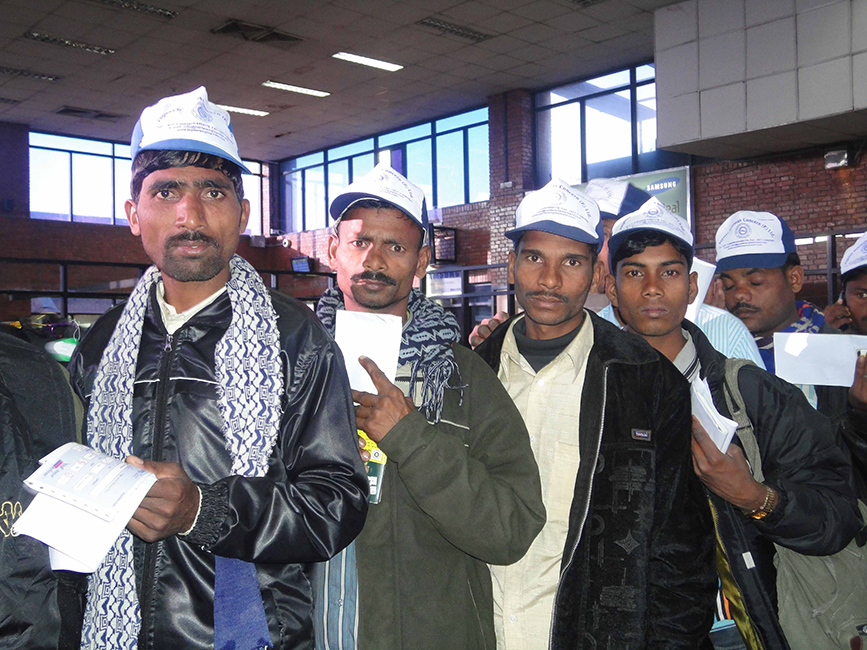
[81,254,283,650]
[316,287,463,423]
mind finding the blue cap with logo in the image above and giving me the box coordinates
[608,197,694,269]
[130,86,250,173]
[505,179,603,250]
[714,211,796,272]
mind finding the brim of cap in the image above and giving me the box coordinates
[330,192,427,227]
[505,220,602,250]
[714,251,790,272]
[135,138,251,174]
[608,227,694,270]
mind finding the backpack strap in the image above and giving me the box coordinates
[722,358,764,483]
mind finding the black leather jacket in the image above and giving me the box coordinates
[69,287,368,650]
[475,312,716,650]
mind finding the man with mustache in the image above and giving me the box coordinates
[473,179,716,650]
[317,164,545,650]
[68,88,368,650]
[715,211,867,498]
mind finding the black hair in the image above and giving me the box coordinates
[781,251,801,271]
[334,199,425,250]
[611,230,692,271]
[130,150,244,203]
[842,266,867,288]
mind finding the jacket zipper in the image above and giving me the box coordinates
[139,331,176,647]
[548,364,609,649]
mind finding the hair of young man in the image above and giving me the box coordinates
[611,230,691,272]
[130,150,245,203]
[842,266,867,290]
[781,251,801,272]
[333,198,425,250]
[512,234,599,266]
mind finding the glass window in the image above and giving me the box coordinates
[436,132,464,208]
[636,83,657,154]
[436,108,488,133]
[304,166,326,230]
[242,174,262,236]
[377,150,391,166]
[284,171,303,233]
[328,139,374,161]
[114,143,131,158]
[30,132,113,155]
[30,148,70,221]
[467,125,489,203]
[585,89,632,178]
[352,153,375,180]
[406,140,433,207]
[539,102,582,185]
[636,64,655,82]
[291,152,324,170]
[378,124,431,148]
[242,160,261,175]
[328,159,350,206]
[586,70,630,91]
[114,158,131,226]
[72,153,113,224]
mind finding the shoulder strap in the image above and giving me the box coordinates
[722,358,764,483]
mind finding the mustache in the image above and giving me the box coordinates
[167,231,217,248]
[525,290,567,303]
[352,270,397,286]
[732,301,760,313]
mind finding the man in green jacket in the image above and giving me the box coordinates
[316,164,545,650]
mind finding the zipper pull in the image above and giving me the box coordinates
[164,333,172,352]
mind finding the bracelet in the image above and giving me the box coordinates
[743,485,778,520]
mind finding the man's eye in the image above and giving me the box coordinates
[527,254,540,263]
[157,189,172,199]
[391,245,404,253]
[721,283,734,291]
[565,259,580,267]
[662,269,678,277]
[206,189,225,199]
[626,269,641,277]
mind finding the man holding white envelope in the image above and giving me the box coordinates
[318,164,545,650]
[606,201,861,650]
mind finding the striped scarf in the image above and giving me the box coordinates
[80,254,283,650]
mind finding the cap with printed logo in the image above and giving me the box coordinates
[584,178,652,221]
[714,211,796,272]
[607,197,694,269]
[329,163,428,229]
[505,179,603,250]
[841,232,867,279]
[130,86,250,173]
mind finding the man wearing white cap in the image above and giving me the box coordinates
[825,232,867,335]
[474,179,716,650]
[316,163,545,650]
[606,200,861,650]
[715,212,867,499]
[69,87,368,650]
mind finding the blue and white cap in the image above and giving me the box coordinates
[841,232,867,278]
[330,162,428,229]
[608,197,694,269]
[505,179,603,250]
[130,86,250,173]
[715,211,796,272]
[584,178,652,221]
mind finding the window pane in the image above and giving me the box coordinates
[636,83,657,154]
[328,139,374,161]
[585,89,633,178]
[291,152,324,169]
[30,132,113,155]
[30,148,70,221]
[328,160,350,208]
[636,64,655,82]
[114,158,131,226]
[586,70,630,90]
[242,160,261,175]
[378,124,431,148]
[406,140,433,208]
[377,150,391,166]
[436,108,488,133]
[352,153,374,180]
[305,166,326,230]
[536,70,630,108]
[283,171,303,233]
[242,174,262,236]
[72,153,113,224]
[467,125,489,203]
[435,132,464,208]
[538,103,582,185]
[114,143,132,158]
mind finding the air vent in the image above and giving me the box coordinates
[0,66,59,82]
[211,20,302,50]
[56,106,126,121]
[416,17,491,43]
[88,0,176,19]
[24,31,115,55]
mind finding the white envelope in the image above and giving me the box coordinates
[334,310,403,393]
[774,332,867,387]
[690,377,737,453]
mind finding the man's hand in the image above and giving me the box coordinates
[824,298,852,330]
[690,417,767,511]
[849,354,867,413]
[468,311,509,348]
[352,356,415,443]
[704,278,726,309]
[126,457,200,542]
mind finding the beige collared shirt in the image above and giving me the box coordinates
[491,313,594,650]
[155,281,227,335]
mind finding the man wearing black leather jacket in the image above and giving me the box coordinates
[68,87,368,650]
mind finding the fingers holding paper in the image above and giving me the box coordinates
[848,354,867,414]
[352,356,415,443]
[125,457,200,542]
[691,417,768,512]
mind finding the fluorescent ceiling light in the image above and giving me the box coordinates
[24,31,115,55]
[262,80,329,97]
[217,104,269,117]
[332,52,403,72]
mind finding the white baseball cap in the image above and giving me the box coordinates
[130,86,249,172]
[841,232,867,278]
[329,163,428,228]
[608,197,694,268]
[715,211,796,272]
[505,179,603,249]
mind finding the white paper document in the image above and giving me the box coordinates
[690,378,738,453]
[774,332,867,387]
[686,258,716,324]
[12,442,157,573]
[334,310,403,393]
